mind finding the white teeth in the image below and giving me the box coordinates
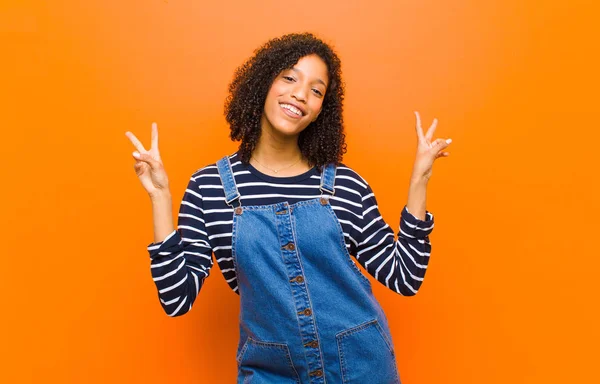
[281,103,302,116]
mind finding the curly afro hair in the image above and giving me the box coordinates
[224,32,346,169]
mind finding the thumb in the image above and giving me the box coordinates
[431,138,452,150]
[133,151,159,170]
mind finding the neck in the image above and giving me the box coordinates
[253,137,301,165]
[253,116,303,165]
[250,117,310,175]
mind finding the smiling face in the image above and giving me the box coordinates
[260,54,329,138]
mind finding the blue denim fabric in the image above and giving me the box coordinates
[217,156,401,384]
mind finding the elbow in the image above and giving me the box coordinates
[400,289,418,297]
[165,307,189,317]
[397,280,423,297]
[159,296,191,317]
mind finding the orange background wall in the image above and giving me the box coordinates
[2,0,598,383]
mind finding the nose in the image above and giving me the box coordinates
[291,84,308,103]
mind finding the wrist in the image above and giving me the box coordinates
[409,174,429,187]
[150,189,172,202]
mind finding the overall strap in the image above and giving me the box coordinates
[319,163,337,196]
[216,155,241,207]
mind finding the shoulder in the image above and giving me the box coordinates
[334,163,371,195]
[187,152,239,186]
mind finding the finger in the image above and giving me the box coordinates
[133,162,146,175]
[436,151,450,158]
[133,151,159,170]
[431,138,452,149]
[414,111,424,139]
[151,122,158,150]
[125,131,148,153]
[425,118,438,141]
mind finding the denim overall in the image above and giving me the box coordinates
[217,156,401,384]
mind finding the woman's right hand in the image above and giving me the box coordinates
[125,122,170,198]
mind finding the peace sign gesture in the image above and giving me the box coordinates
[411,111,452,182]
[125,122,170,198]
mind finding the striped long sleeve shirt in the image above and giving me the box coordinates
[147,152,434,317]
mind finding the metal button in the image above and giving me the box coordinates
[309,369,323,377]
[234,207,243,215]
[283,242,295,251]
[320,197,328,205]
[295,276,304,283]
[301,308,312,316]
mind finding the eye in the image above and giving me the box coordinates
[282,76,295,82]
[312,89,323,96]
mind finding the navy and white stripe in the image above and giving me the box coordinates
[147,152,434,316]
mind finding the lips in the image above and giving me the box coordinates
[279,102,306,117]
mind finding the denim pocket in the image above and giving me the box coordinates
[336,319,401,384]
[237,337,300,384]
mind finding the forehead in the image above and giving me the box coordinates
[288,54,329,85]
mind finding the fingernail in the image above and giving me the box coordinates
[133,151,140,158]
[446,138,452,144]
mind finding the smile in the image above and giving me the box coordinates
[280,103,304,117]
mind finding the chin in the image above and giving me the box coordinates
[277,124,309,137]
[268,118,308,135]
[261,112,310,137]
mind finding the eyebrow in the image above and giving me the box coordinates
[291,67,327,87]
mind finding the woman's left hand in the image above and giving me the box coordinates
[410,111,452,183]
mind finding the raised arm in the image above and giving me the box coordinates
[126,123,213,316]
[146,176,213,317]
[406,111,452,219]
[353,112,451,295]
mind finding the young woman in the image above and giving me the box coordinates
[126,32,451,384]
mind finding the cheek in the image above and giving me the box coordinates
[310,99,324,114]
[264,85,283,109]
[268,81,286,98]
